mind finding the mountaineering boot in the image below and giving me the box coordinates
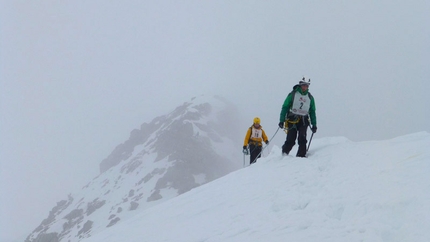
[282,143,292,157]
[296,143,307,157]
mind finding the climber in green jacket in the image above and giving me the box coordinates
[278,77,317,157]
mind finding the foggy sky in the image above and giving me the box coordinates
[1,1,429,241]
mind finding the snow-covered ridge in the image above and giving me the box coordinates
[25,95,243,242]
[82,132,430,242]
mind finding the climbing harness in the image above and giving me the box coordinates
[283,115,301,134]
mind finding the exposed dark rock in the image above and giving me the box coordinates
[147,190,162,202]
[62,209,84,231]
[107,217,120,227]
[121,157,143,174]
[31,196,74,235]
[78,220,93,236]
[132,193,144,202]
[100,120,163,173]
[140,168,165,185]
[130,201,139,211]
[86,199,106,216]
[26,232,59,242]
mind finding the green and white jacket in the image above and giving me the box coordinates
[279,85,317,127]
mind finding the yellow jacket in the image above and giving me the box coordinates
[243,125,268,147]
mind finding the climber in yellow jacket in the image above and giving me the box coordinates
[243,117,269,164]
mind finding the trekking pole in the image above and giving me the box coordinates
[307,132,314,152]
[249,127,281,165]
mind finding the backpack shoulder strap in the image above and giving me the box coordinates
[289,90,296,105]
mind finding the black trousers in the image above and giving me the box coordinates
[282,118,309,157]
[249,144,262,164]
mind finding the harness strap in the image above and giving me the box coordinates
[283,115,309,134]
[249,140,262,146]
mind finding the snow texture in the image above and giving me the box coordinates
[81,132,430,242]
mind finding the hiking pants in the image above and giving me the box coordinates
[249,144,262,164]
[282,117,309,157]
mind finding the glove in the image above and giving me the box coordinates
[242,146,249,155]
[265,140,269,145]
[278,122,284,129]
[311,126,317,133]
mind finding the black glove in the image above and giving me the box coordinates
[242,146,249,155]
[278,122,284,129]
[265,140,269,145]
[311,126,317,133]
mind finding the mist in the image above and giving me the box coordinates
[1,1,429,241]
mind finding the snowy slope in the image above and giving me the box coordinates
[82,132,430,242]
[24,95,243,242]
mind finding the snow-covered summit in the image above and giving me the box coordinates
[82,132,430,242]
[25,95,243,242]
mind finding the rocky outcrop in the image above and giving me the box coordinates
[25,95,242,242]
